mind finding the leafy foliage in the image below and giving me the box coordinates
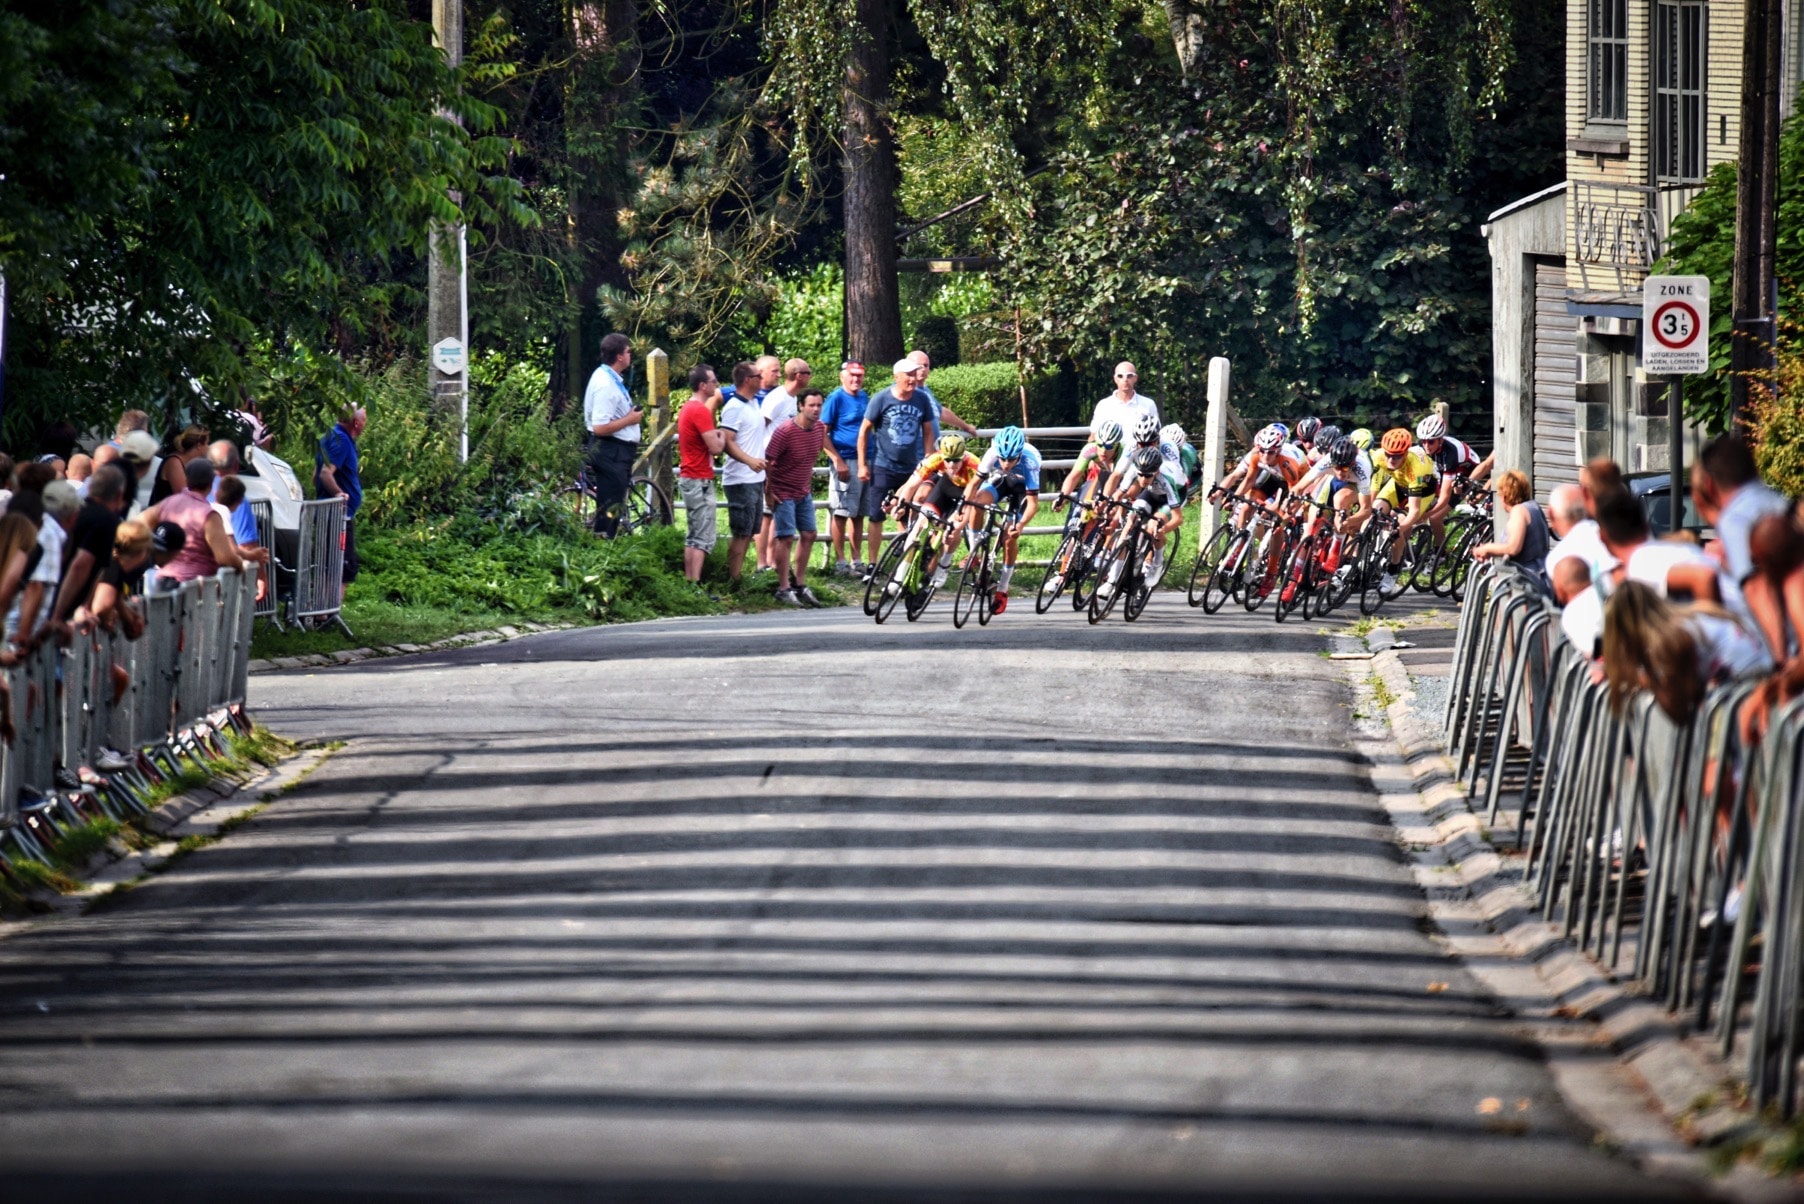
[926,361,1057,429]
[763,262,845,372]
[1749,321,1804,497]
[1660,104,1804,434]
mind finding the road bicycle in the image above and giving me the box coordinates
[1357,508,1414,615]
[1087,497,1163,624]
[1429,479,1494,600]
[863,497,919,617]
[872,500,958,624]
[558,462,674,536]
[1273,496,1341,623]
[1037,493,1102,614]
[953,500,1016,629]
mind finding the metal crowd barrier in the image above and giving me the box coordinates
[290,497,350,635]
[0,568,258,834]
[1445,562,1804,1114]
[248,499,280,624]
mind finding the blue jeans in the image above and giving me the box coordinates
[770,496,818,539]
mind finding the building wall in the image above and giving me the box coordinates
[1485,189,1567,486]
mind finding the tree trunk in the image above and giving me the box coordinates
[1728,0,1781,432]
[562,0,637,414]
[1162,0,1207,80]
[843,0,902,368]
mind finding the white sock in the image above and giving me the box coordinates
[998,564,1015,591]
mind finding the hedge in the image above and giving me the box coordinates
[926,361,1068,429]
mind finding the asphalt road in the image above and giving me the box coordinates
[0,596,1683,1200]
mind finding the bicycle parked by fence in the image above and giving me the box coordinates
[557,461,674,536]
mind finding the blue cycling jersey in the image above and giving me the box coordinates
[977,442,1041,492]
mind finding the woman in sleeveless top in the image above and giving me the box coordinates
[1473,468,1551,589]
[147,425,209,508]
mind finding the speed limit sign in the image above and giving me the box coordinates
[1642,275,1710,374]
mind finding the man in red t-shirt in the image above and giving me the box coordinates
[763,388,829,606]
[675,364,726,581]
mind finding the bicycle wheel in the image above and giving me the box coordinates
[1088,540,1127,624]
[953,539,990,628]
[1431,523,1478,597]
[1124,536,1157,622]
[1404,523,1439,592]
[557,480,596,530]
[1070,525,1107,611]
[618,475,674,536]
[976,544,999,626]
[1243,526,1289,613]
[1189,526,1233,607]
[1201,529,1247,614]
[905,531,944,622]
[1359,529,1395,615]
[872,541,913,624]
[863,536,905,616]
[1274,533,1315,623]
[1037,533,1079,614]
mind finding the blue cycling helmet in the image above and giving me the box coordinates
[994,425,1026,459]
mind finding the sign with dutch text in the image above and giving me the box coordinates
[1642,275,1709,375]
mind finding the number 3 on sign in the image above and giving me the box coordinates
[1658,305,1694,343]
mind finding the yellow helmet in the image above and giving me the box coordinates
[936,433,967,461]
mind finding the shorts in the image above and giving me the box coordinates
[770,496,818,539]
[724,482,765,538]
[977,475,1030,508]
[678,477,718,551]
[828,469,865,519]
[863,466,911,522]
[1133,492,1176,519]
[922,475,966,517]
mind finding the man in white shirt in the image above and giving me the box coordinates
[720,361,770,583]
[581,332,642,537]
[8,481,78,648]
[1551,556,1604,659]
[1088,361,1159,436]
[761,359,812,431]
[1544,482,1618,581]
[1595,485,1736,614]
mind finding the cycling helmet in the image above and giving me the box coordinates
[1296,417,1322,446]
[1160,423,1187,448]
[1131,446,1164,475]
[1314,424,1342,451]
[1254,424,1285,452]
[1092,419,1123,449]
[1415,413,1446,441]
[1348,427,1374,451]
[1132,413,1160,445]
[1329,437,1358,468]
[1380,428,1414,456]
[936,433,968,461]
[994,425,1025,459]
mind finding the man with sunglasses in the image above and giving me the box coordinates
[1369,428,1440,594]
[1088,362,1159,439]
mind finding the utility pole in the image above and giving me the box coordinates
[430,0,470,461]
[1728,0,1781,433]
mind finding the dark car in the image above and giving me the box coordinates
[1625,471,1709,539]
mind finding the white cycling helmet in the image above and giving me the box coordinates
[1092,419,1123,448]
[1132,413,1160,445]
[1254,424,1285,451]
[1160,423,1187,448]
[1415,413,1446,441]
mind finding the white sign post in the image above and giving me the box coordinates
[1642,275,1710,533]
[432,336,468,377]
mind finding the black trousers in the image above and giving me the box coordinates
[588,436,636,537]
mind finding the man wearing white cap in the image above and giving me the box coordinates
[857,358,939,575]
[1089,361,1159,436]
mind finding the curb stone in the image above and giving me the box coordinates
[1355,644,1797,1198]
[3,746,334,933]
[249,622,580,674]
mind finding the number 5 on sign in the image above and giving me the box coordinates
[1642,275,1710,375]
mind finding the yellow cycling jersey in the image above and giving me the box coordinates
[1371,447,1440,499]
[915,451,982,489]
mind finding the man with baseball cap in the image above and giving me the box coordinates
[820,360,871,576]
[118,430,160,515]
[857,358,938,577]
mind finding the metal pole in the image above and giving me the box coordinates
[459,224,469,463]
[1669,375,1683,534]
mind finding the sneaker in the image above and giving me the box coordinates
[1380,571,1398,594]
[95,747,132,772]
[773,589,802,607]
[797,586,823,608]
[859,564,875,583]
[993,590,1009,614]
[932,566,949,589]
[53,767,81,791]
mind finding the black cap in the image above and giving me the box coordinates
[151,521,187,554]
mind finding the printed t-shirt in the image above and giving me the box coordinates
[863,388,934,473]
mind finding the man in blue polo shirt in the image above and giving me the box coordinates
[821,360,870,577]
[315,405,365,588]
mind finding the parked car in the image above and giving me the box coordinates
[235,444,306,572]
[1625,471,1710,540]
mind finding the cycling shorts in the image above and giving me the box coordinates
[922,475,967,517]
[1250,467,1289,500]
[979,474,1031,508]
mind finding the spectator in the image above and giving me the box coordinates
[234,397,274,450]
[145,521,187,594]
[38,454,66,479]
[1544,481,1617,580]
[1471,469,1551,588]
[1595,485,1728,608]
[113,410,151,447]
[755,354,782,397]
[764,387,829,607]
[821,361,870,578]
[213,476,269,601]
[313,405,365,586]
[118,431,159,513]
[9,480,78,649]
[858,359,936,575]
[761,359,812,430]
[675,363,726,583]
[208,440,269,566]
[1749,512,1804,661]
[1691,434,1790,658]
[1552,556,1603,658]
[1579,456,1623,518]
[52,463,128,625]
[718,361,770,584]
[77,519,152,637]
[1602,581,1769,724]
[908,350,972,436]
[1089,361,1159,434]
[144,458,244,585]
[0,512,41,660]
[67,454,93,492]
[149,425,209,507]
[582,332,642,538]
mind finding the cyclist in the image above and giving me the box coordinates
[1294,416,1322,457]
[1099,444,1182,596]
[1414,413,1494,550]
[1303,423,1341,470]
[1057,419,1122,514]
[1282,437,1368,606]
[892,432,983,587]
[1215,423,1309,521]
[970,425,1041,613]
[1369,427,1439,593]
[1128,412,1162,457]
